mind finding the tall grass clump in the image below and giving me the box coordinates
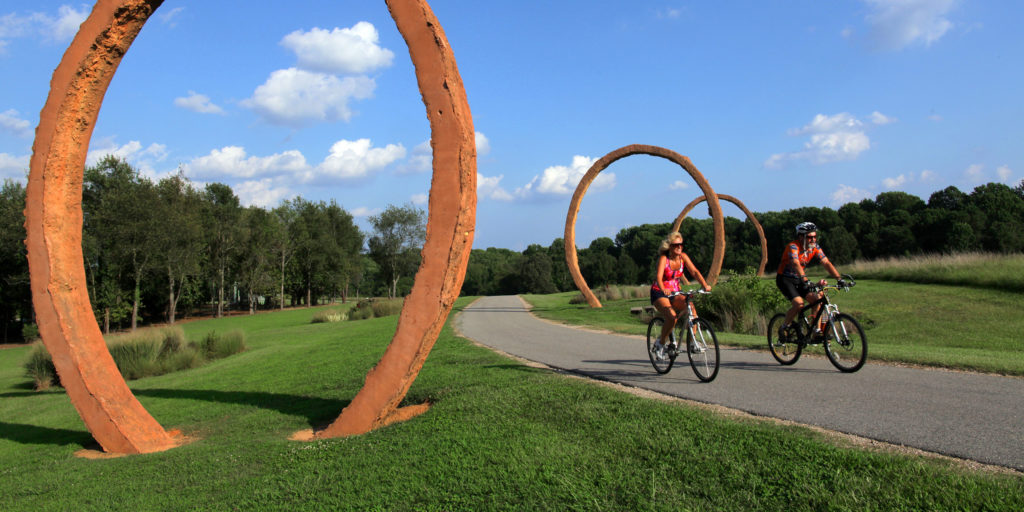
[847,251,1024,292]
[693,272,789,335]
[569,284,648,304]
[23,343,57,390]
[348,298,404,321]
[311,308,348,323]
[23,326,246,390]
[198,330,247,359]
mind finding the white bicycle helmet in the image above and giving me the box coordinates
[795,221,817,236]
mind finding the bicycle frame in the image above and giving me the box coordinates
[793,286,842,343]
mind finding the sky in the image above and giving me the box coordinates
[1,1,1021,250]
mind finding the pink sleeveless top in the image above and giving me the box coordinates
[652,258,684,293]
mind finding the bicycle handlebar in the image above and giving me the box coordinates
[809,274,856,292]
[667,289,711,298]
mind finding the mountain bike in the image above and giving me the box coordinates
[646,289,720,382]
[767,275,867,373]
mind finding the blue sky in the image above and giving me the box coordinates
[1,1,1020,250]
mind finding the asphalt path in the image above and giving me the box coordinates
[455,295,1024,472]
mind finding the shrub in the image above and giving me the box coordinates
[22,326,246,390]
[693,272,789,335]
[348,298,404,321]
[108,336,162,380]
[569,284,648,304]
[21,323,39,342]
[197,330,247,359]
[311,309,348,323]
[24,343,57,390]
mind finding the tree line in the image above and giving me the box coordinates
[0,156,425,341]
[1,156,1021,342]
[462,181,1024,296]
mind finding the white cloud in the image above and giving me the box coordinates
[242,68,375,127]
[86,139,168,168]
[882,174,907,189]
[309,138,405,181]
[477,173,514,201]
[0,109,31,137]
[184,146,309,180]
[158,7,185,27]
[766,113,872,168]
[281,23,394,74]
[863,0,958,50]
[668,180,690,190]
[234,178,292,208]
[927,114,943,122]
[997,165,1012,183]
[350,206,382,217]
[47,5,87,41]
[174,91,225,114]
[515,155,612,198]
[870,111,896,125]
[402,140,432,173]
[0,152,29,181]
[401,131,489,174]
[919,169,937,182]
[963,163,985,184]
[1,6,86,47]
[475,131,491,156]
[832,184,871,205]
[410,193,428,205]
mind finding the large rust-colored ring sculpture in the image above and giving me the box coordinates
[564,144,724,308]
[25,0,475,454]
[671,193,768,277]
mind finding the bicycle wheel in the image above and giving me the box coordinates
[646,317,675,374]
[686,318,720,382]
[767,313,802,365]
[823,313,867,373]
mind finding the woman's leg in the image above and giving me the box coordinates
[653,297,676,344]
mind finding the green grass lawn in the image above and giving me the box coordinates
[1,300,1021,510]
[523,278,1024,376]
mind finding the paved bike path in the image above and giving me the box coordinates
[455,295,1024,471]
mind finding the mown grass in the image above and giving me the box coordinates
[1,299,1021,509]
[846,252,1024,293]
[523,277,1024,376]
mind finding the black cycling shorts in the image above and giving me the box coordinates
[776,274,811,301]
[650,287,669,305]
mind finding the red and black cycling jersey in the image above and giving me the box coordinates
[776,241,829,279]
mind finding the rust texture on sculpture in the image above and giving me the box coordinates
[26,0,475,454]
[671,194,768,277]
[25,0,177,455]
[316,0,476,439]
[563,144,725,308]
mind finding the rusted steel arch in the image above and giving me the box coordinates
[26,0,475,454]
[564,144,724,308]
[671,194,768,277]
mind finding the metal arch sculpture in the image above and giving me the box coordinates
[25,0,475,454]
[564,144,725,309]
[671,194,768,277]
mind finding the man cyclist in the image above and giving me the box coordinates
[776,222,845,338]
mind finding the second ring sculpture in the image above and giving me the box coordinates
[671,193,768,278]
[564,144,725,309]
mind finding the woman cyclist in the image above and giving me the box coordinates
[776,222,845,337]
[650,231,711,360]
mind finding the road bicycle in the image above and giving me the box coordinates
[767,274,867,373]
[646,289,720,382]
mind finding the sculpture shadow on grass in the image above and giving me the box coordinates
[132,388,351,427]
[0,421,93,448]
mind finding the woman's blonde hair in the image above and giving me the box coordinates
[658,232,683,255]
